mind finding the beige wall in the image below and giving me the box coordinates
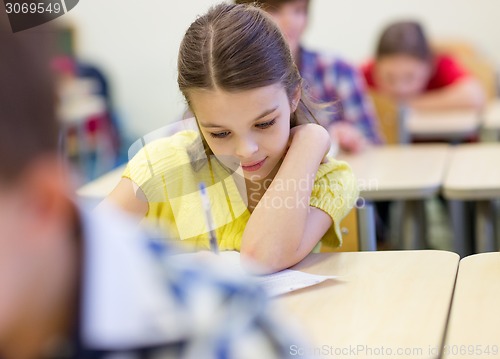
[63,0,500,139]
[306,0,499,64]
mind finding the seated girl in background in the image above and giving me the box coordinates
[106,3,358,273]
[362,21,485,111]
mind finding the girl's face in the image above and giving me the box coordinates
[374,54,431,100]
[191,83,299,182]
[266,0,308,56]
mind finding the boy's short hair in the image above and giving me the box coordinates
[376,21,432,62]
[235,0,310,11]
[0,13,58,182]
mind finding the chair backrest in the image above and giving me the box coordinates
[433,40,498,101]
[368,89,401,144]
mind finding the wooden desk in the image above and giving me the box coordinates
[443,144,500,254]
[405,109,481,142]
[340,145,450,249]
[76,164,125,208]
[275,251,459,359]
[443,253,500,359]
[444,144,500,200]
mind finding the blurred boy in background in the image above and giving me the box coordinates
[236,0,384,152]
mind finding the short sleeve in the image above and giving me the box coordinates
[122,130,248,242]
[309,158,358,248]
[122,131,200,203]
[361,60,377,89]
[427,55,469,90]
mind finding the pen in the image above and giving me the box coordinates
[199,182,219,254]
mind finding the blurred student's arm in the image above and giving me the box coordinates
[328,122,371,154]
[409,77,486,111]
[329,59,384,146]
[100,178,148,220]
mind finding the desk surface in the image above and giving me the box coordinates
[275,250,459,359]
[406,110,480,140]
[483,100,500,130]
[339,144,449,200]
[77,164,125,199]
[443,252,500,359]
[443,143,500,199]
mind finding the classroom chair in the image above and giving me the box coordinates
[368,89,402,144]
[321,209,360,252]
[433,40,498,101]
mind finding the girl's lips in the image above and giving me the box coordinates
[241,158,267,172]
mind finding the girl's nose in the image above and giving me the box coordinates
[235,137,258,159]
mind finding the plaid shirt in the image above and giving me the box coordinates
[53,202,309,359]
[299,47,383,144]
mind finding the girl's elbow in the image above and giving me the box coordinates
[463,79,487,110]
[240,247,281,274]
[465,86,486,110]
[471,91,486,110]
[240,242,298,274]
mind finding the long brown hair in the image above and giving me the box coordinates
[178,3,321,131]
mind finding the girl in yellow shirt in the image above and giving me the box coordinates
[107,3,358,273]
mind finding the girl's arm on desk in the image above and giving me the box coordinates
[241,123,333,274]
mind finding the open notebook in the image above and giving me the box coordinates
[171,251,337,297]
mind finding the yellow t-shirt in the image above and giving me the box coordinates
[123,130,358,251]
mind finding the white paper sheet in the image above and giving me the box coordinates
[171,251,337,297]
[219,251,337,296]
[252,269,337,297]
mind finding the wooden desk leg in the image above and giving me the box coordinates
[476,200,496,252]
[402,200,427,249]
[390,200,404,248]
[496,199,500,250]
[357,202,377,251]
[491,128,500,142]
[448,200,472,257]
[480,127,500,142]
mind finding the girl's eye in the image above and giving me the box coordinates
[256,119,276,129]
[210,131,230,139]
